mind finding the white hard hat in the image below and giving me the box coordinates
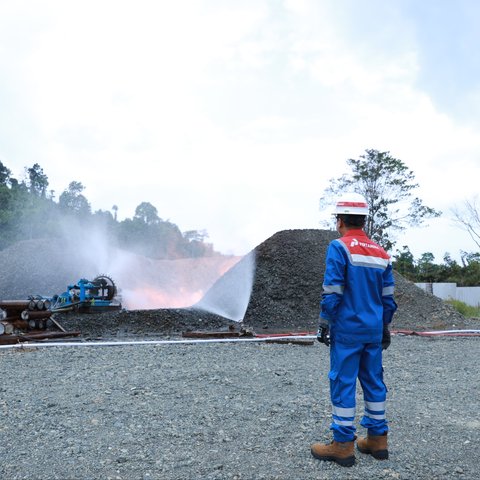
[333,192,369,216]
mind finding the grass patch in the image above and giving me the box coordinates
[445,299,480,317]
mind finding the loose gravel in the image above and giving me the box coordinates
[2,229,479,479]
[1,335,479,480]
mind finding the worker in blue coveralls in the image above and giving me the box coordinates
[311,192,397,467]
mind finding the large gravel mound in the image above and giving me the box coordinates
[199,229,467,333]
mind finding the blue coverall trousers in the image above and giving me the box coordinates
[329,340,388,442]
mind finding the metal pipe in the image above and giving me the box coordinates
[0,330,81,345]
[25,299,52,311]
[25,318,48,330]
[9,319,29,331]
[34,299,51,311]
[21,310,52,321]
[0,322,14,335]
[0,301,31,312]
[50,317,66,332]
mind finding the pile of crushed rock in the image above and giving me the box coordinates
[0,229,471,339]
[200,229,468,333]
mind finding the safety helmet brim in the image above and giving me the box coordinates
[332,193,369,216]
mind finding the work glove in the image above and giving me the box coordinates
[382,325,391,350]
[317,320,330,347]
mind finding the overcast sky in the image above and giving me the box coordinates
[1,0,479,260]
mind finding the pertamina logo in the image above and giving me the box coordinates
[350,238,380,250]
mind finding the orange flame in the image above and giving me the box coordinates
[122,285,204,309]
[117,255,242,310]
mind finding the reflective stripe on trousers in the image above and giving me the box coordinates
[328,340,388,442]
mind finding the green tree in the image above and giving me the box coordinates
[183,229,213,257]
[0,180,15,248]
[12,163,57,240]
[92,209,115,226]
[320,149,441,250]
[437,253,462,283]
[416,252,439,282]
[134,202,161,225]
[0,161,13,228]
[183,229,208,243]
[154,221,184,258]
[393,245,416,280]
[26,163,49,197]
[0,160,11,185]
[459,251,480,286]
[58,181,91,216]
[117,202,211,259]
[394,249,480,285]
[0,157,218,258]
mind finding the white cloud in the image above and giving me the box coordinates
[0,0,479,258]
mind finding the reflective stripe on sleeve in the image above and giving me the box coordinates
[382,286,395,296]
[323,284,344,295]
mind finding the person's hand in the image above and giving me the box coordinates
[382,326,391,350]
[317,321,330,347]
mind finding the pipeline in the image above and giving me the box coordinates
[50,300,82,313]
[255,329,480,338]
[393,329,480,337]
[0,335,318,350]
[1,329,479,351]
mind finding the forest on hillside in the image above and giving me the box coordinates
[0,161,215,259]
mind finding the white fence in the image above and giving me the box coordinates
[415,282,480,307]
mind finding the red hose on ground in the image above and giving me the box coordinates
[254,329,480,338]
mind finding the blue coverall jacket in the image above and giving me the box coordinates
[320,229,397,441]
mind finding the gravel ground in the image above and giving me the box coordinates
[1,335,479,480]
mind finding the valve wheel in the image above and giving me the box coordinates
[92,275,117,301]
